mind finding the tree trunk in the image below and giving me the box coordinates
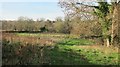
[106,38,110,47]
[103,38,110,47]
[111,3,119,45]
[99,18,110,47]
[118,3,120,47]
[111,24,114,45]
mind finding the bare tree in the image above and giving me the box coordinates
[58,0,114,47]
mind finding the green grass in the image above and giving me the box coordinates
[48,44,119,65]
[48,46,91,65]
[46,39,119,65]
[58,38,95,46]
[3,33,119,65]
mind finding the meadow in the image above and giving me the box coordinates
[2,33,119,65]
[1,0,120,66]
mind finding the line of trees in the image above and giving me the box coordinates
[2,16,102,35]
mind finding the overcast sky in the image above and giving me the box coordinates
[0,0,64,20]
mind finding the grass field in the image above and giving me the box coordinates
[2,33,119,65]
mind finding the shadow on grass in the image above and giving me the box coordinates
[48,46,94,65]
[2,39,94,65]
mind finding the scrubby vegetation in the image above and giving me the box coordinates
[2,33,119,65]
[1,0,120,66]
